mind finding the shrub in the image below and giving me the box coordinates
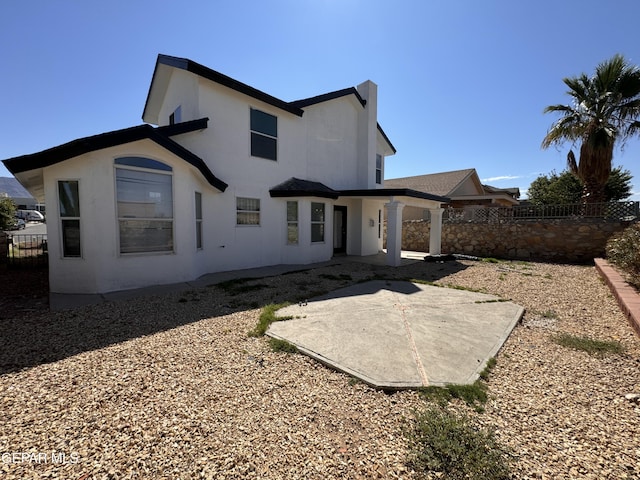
[606,223,640,288]
[406,406,511,479]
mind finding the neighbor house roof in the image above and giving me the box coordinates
[482,184,521,198]
[385,169,478,197]
[385,168,519,205]
[143,54,396,154]
[2,118,228,200]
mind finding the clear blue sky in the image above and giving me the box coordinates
[2,0,640,199]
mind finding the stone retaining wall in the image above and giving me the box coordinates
[394,219,635,263]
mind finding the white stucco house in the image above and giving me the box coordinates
[3,54,448,295]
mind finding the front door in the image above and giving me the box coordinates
[333,206,347,254]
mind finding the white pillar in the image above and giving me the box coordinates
[385,201,405,266]
[429,207,444,256]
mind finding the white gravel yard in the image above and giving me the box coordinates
[0,259,639,479]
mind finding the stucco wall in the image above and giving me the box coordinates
[393,219,634,263]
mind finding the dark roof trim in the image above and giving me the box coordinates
[2,118,228,192]
[290,87,366,109]
[151,54,304,117]
[269,177,339,199]
[377,123,396,154]
[339,188,450,203]
[156,117,209,136]
[147,131,228,192]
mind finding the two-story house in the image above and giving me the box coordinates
[3,54,448,295]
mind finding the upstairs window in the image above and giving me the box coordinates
[115,157,174,254]
[250,108,277,161]
[169,106,182,125]
[376,154,383,185]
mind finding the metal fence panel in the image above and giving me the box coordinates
[6,234,48,267]
[443,201,639,224]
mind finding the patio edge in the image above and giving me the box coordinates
[594,258,640,338]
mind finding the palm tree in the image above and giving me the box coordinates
[542,54,640,204]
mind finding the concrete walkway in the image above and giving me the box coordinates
[268,280,524,389]
[49,251,425,310]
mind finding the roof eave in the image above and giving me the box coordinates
[339,188,450,203]
[144,54,305,123]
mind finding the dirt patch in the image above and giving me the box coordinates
[0,265,49,318]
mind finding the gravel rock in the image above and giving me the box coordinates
[0,260,638,479]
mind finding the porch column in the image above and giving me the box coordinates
[386,201,405,266]
[429,207,444,256]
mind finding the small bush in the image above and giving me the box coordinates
[606,223,640,289]
[406,406,511,480]
[552,333,625,356]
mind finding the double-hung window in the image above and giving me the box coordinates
[236,197,260,225]
[311,202,325,243]
[115,157,174,254]
[376,154,383,185]
[58,180,81,257]
[287,201,298,245]
[250,108,277,161]
[195,192,203,249]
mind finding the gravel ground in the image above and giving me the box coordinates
[0,259,639,479]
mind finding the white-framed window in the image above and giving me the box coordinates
[250,108,277,161]
[195,192,202,249]
[378,209,382,239]
[311,202,325,243]
[236,197,260,225]
[287,201,298,245]
[115,157,174,254]
[58,180,81,257]
[376,154,383,185]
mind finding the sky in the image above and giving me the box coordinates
[1,0,640,200]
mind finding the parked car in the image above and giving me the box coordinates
[7,218,26,230]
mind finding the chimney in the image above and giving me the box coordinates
[356,80,377,189]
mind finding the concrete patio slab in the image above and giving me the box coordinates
[267,280,524,389]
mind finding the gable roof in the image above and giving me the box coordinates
[143,54,396,154]
[144,55,305,123]
[2,118,228,199]
[385,169,478,197]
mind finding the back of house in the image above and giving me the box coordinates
[2,54,448,295]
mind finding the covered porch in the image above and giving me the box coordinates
[337,188,450,267]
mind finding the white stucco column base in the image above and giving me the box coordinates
[429,207,444,256]
[386,201,405,266]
